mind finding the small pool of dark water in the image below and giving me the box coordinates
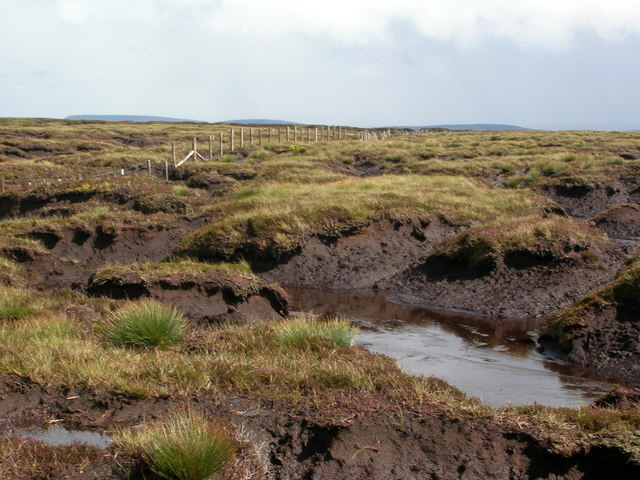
[288,287,615,408]
[11,424,112,449]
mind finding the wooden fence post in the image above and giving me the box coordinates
[147,159,152,176]
[315,127,318,142]
[165,161,169,182]
[209,135,213,160]
[294,126,298,143]
[220,133,224,156]
[230,129,235,152]
[287,126,290,142]
[193,137,197,158]
[172,143,176,166]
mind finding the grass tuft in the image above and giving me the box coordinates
[0,287,44,321]
[115,411,235,480]
[274,315,358,348]
[101,300,186,348]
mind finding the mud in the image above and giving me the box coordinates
[256,218,461,289]
[383,240,624,319]
[18,218,204,290]
[87,273,289,324]
[592,203,640,239]
[541,302,640,383]
[538,180,633,220]
[264,413,639,480]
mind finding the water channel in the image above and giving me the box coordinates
[288,287,616,408]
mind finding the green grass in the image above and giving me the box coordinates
[100,300,186,348]
[115,411,235,480]
[0,311,432,401]
[177,175,551,261]
[0,286,44,321]
[273,315,358,348]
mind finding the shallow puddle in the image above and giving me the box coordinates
[12,424,112,449]
[288,287,615,408]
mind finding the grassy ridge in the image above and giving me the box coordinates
[178,175,553,261]
[429,216,607,273]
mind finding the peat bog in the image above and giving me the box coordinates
[0,119,639,479]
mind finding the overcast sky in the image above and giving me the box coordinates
[1,0,639,129]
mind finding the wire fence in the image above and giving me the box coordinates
[0,159,167,192]
[0,126,408,193]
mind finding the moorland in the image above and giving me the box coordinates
[0,118,639,479]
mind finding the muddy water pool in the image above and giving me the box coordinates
[288,287,615,407]
[11,424,112,448]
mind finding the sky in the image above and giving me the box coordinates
[1,0,640,130]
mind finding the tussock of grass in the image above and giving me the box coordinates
[100,300,186,348]
[274,315,358,348]
[0,286,45,321]
[115,411,235,480]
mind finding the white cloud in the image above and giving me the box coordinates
[1,0,639,127]
[12,0,638,49]
[205,0,640,48]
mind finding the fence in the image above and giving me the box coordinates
[0,125,405,192]
[0,160,170,192]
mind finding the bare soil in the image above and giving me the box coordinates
[87,273,289,324]
[541,303,640,383]
[255,218,461,289]
[384,240,624,319]
[538,179,636,220]
[19,220,198,290]
[2,375,639,480]
[592,203,640,239]
[13,218,288,323]
[255,217,625,319]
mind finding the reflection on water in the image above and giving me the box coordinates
[288,287,614,408]
[12,424,112,449]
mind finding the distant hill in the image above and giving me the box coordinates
[223,119,302,125]
[66,115,205,123]
[390,124,531,131]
